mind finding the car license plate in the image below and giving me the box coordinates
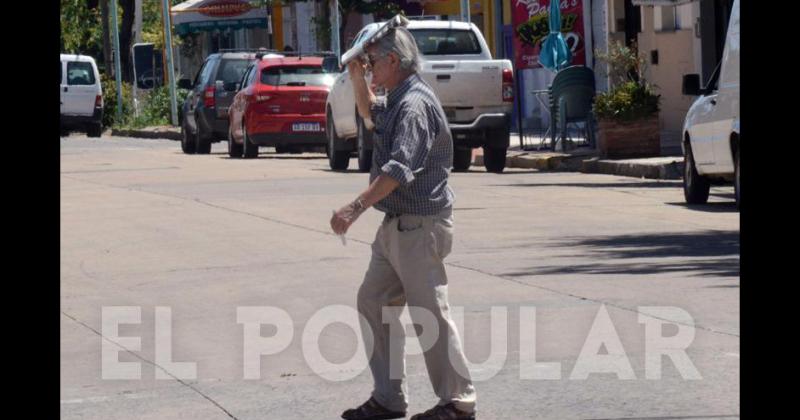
[292,122,320,132]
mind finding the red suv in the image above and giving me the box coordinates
[227,54,335,158]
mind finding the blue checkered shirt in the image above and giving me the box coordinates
[369,73,455,216]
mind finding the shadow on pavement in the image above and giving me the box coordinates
[502,230,740,278]
[310,168,364,174]
[492,181,683,189]
[218,154,327,160]
[665,202,738,213]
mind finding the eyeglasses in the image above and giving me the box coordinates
[366,52,388,68]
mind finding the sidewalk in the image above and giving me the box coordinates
[474,143,684,180]
[110,125,182,141]
[112,126,684,180]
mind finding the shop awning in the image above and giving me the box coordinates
[171,0,270,36]
[631,0,699,5]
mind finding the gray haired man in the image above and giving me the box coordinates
[330,26,477,420]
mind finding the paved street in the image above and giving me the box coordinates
[61,135,740,420]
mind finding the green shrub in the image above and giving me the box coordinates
[593,42,661,122]
[138,85,191,126]
[594,81,660,122]
[101,74,133,127]
[101,77,190,129]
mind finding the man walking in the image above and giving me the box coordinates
[330,26,476,420]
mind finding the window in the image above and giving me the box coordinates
[193,62,207,86]
[67,61,96,85]
[409,29,482,55]
[199,58,216,85]
[216,59,252,84]
[240,66,251,89]
[655,6,677,32]
[240,65,256,89]
[261,66,329,87]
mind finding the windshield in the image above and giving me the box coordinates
[409,29,482,55]
[261,66,333,87]
[216,59,253,84]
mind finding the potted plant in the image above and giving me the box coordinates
[593,42,661,159]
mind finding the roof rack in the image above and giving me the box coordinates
[403,15,442,21]
[258,50,337,60]
[278,50,337,58]
[216,48,274,54]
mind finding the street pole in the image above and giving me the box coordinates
[460,0,470,23]
[331,0,340,64]
[110,0,124,123]
[161,0,179,126]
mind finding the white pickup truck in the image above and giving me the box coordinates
[325,20,515,172]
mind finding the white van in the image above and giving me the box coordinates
[61,54,103,137]
[681,0,740,208]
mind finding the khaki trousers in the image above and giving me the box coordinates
[356,208,476,413]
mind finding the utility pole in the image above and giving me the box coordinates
[460,0,471,23]
[111,0,124,122]
[161,0,179,126]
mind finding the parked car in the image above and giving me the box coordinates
[681,0,739,208]
[325,19,514,172]
[227,53,337,159]
[60,54,103,137]
[179,51,257,154]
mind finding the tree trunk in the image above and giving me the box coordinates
[100,0,113,77]
[338,7,349,54]
[120,0,135,83]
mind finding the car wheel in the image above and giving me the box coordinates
[683,141,710,204]
[181,122,196,154]
[327,110,350,171]
[228,127,243,158]
[483,146,507,173]
[356,114,373,173]
[734,146,740,210]
[87,123,103,138]
[452,147,473,172]
[195,118,211,154]
[243,125,258,159]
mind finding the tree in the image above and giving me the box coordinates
[61,0,102,56]
[100,0,112,74]
[334,0,401,52]
[249,1,400,52]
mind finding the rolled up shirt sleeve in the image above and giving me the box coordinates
[380,110,434,186]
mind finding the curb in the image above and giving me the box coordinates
[111,126,182,141]
[476,150,684,180]
[580,157,684,180]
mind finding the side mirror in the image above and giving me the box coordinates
[322,56,341,74]
[177,78,192,90]
[682,74,701,96]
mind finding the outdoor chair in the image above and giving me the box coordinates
[548,65,597,150]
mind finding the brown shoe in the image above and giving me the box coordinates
[410,403,475,420]
[341,397,406,420]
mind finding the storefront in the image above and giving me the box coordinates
[171,0,273,79]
